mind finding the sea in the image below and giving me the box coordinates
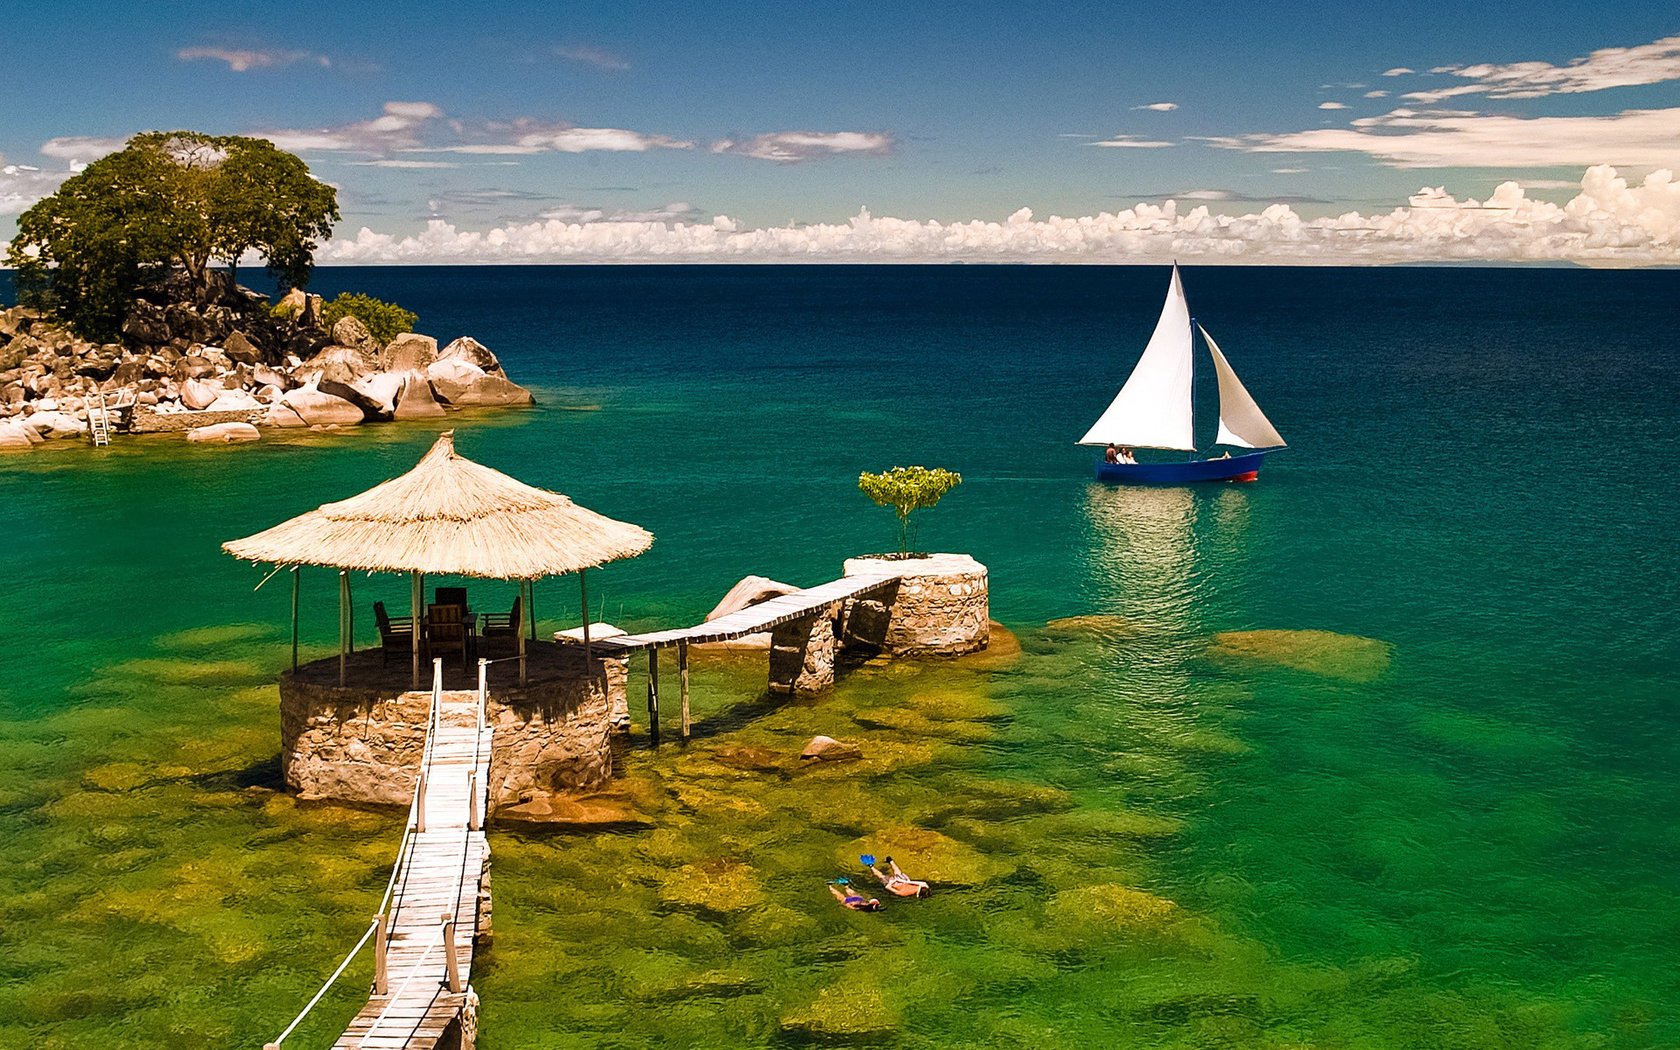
[1,265,1676,1049]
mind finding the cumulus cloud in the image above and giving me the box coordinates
[711,131,894,163]
[314,165,1679,267]
[1400,33,1680,104]
[554,45,629,71]
[39,136,126,164]
[1209,105,1680,169]
[176,46,331,72]
[1,159,76,216]
[1088,135,1174,149]
[260,101,444,153]
[1132,102,1179,112]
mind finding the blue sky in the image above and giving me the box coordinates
[3,2,1678,263]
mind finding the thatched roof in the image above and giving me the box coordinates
[223,431,653,578]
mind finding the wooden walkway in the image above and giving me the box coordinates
[589,571,900,654]
[334,690,493,1050]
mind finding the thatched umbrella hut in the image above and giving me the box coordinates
[224,430,653,687]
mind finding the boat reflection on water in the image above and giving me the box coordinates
[1076,482,1252,703]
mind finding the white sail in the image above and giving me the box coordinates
[1079,266,1196,450]
[1201,324,1286,449]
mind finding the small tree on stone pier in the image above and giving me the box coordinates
[858,466,963,556]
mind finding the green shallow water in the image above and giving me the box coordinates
[2,265,1677,1048]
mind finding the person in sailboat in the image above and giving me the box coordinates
[1104,444,1119,464]
[1117,446,1137,465]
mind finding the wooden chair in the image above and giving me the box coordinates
[374,601,416,666]
[481,596,522,641]
[426,603,472,671]
[436,587,469,613]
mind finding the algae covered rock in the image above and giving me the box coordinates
[840,826,1013,886]
[1046,883,1180,934]
[1045,613,1144,638]
[801,735,863,762]
[1210,629,1392,682]
[658,858,765,913]
[781,981,900,1039]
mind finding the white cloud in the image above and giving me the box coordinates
[1132,102,1179,112]
[537,202,700,223]
[512,126,692,153]
[260,101,444,153]
[1271,167,1309,174]
[39,136,125,163]
[1318,102,1348,110]
[350,159,460,169]
[1209,105,1680,169]
[554,45,629,71]
[1088,135,1174,149]
[176,46,331,72]
[712,131,893,163]
[1399,33,1680,104]
[313,166,1680,267]
[1,158,75,216]
[1364,90,1390,98]
[1382,67,1415,76]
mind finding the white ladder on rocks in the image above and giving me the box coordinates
[88,391,113,447]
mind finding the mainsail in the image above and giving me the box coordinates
[1079,266,1196,450]
[1201,324,1286,449]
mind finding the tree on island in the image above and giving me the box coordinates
[6,131,339,340]
[859,466,963,555]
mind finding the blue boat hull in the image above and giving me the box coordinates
[1095,451,1268,484]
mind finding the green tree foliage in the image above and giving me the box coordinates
[858,466,963,555]
[6,131,339,340]
[321,293,419,346]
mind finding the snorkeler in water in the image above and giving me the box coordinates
[862,854,931,898]
[828,878,883,912]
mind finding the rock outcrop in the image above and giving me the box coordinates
[0,272,535,451]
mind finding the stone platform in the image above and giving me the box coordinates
[279,640,626,808]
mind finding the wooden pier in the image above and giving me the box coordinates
[266,661,493,1050]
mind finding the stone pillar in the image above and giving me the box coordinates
[768,602,840,696]
[841,553,990,656]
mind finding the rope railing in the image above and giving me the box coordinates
[263,658,450,1049]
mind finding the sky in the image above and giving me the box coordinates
[2,1,1678,264]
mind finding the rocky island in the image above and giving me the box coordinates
[0,272,533,450]
[0,129,533,452]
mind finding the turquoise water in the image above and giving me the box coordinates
[2,265,1677,1047]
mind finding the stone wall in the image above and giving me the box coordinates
[483,663,620,803]
[277,652,626,808]
[130,405,265,433]
[842,553,990,656]
[768,601,842,696]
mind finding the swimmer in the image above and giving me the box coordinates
[862,854,931,898]
[828,877,883,912]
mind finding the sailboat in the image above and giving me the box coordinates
[1080,265,1285,484]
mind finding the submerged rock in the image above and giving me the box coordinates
[1045,614,1144,638]
[781,982,899,1038]
[801,735,862,762]
[1210,629,1392,682]
[1045,883,1180,933]
[186,422,260,444]
[658,858,764,913]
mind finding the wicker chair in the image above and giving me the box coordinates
[373,601,416,666]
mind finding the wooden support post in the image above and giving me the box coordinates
[415,769,427,833]
[679,639,691,740]
[411,571,422,690]
[527,578,537,641]
[647,647,660,743]
[338,570,349,687]
[290,567,299,672]
[578,569,592,665]
[373,913,389,995]
[517,579,528,686]
[468,770,480,831]
[442,913,463,993]
[346,572,354,654]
